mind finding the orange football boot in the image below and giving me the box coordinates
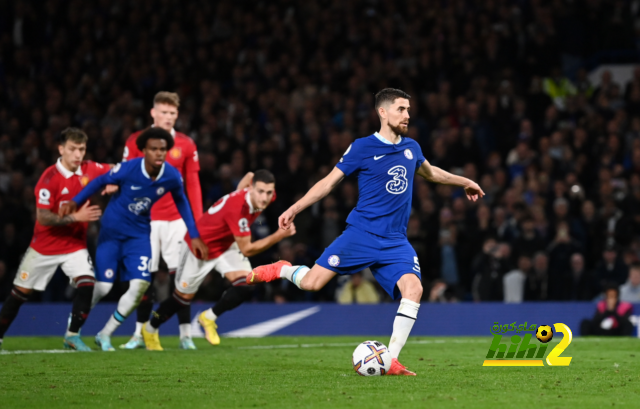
[387,358,417,376]
[246,260,292,284]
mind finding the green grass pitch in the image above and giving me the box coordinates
[1,336,638,408]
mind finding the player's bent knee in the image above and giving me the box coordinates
[14,286,33,296]
[175,289,195,301]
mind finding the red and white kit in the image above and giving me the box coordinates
[123,128,202,272]
[16,159,110,290]
[177,188,271,294]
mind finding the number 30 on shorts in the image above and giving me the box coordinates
[138,256,149,271]
[413,257,421,273]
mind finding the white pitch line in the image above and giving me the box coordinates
[237,339,488,350]
[0,349,76,355]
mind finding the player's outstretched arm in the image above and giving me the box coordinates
[236,172,254,191]
[39,201,102,225]
[416,159,485,202]
[235,223,297,257]
[279,167,344,230]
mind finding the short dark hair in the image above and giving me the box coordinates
[375,88,411,109]
[136,128,175,151]
[59,127,88,145]
[630,262,640,271]
[604,282,620,296]
[252,169,275,185]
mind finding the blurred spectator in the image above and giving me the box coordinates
[620,263,640,303]
[594,245,629,294]
[503,256,531,304]
[337,272,380,305]
[580,285,634,336]
[428,280,458,303]
[568,253,596,301]
[524,253,549,301]
[471,237,509,301]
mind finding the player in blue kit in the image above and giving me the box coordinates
[60,128,208,351]
[248,88,484,375]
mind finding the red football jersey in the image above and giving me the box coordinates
[31,160,110,255]
[185,188,273,260]
[123,128,200,221]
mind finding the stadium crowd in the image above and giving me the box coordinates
[1,0,640,304]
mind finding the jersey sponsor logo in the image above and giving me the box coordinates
[156,187,165,196]
[131,186,142,190]
[80,176,90,186]
[374,155,385,160]
[19,271,29,281]
[328,255,340,267]
[111,163,121,174]
[170,147,182,159]
[404,149,413,160]
[128,197,152,215]
[386,165,408,195]
[61,187,69,195]
[38,188,51,205]
[104,269,114,279]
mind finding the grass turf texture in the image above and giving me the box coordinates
[0,336,638,408]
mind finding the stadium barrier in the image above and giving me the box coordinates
[4,302,640,337]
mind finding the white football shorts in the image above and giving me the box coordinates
[149,219,188,273]
[14,247,95,291]
[174,241,251,294]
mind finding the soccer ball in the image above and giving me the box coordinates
[352,340,392,376]
[536,325,554,343]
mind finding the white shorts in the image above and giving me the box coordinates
[14,247,94,291]
[149,219,188,272]
[174,241,252,294]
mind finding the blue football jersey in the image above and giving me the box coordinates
[72,158,200,238]
[336,132,425,238]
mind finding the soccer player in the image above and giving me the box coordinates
[60,128,208,351]
[122,91,202,350]
[0,128,110,351]
[247,89,484,375]
[141,170,296,351]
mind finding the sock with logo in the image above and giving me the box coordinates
[67,275,95,335]
[388,298,420,360]
[280,265,310,289]
[0,288,29,339]
[100,279,150,336]
[148,291,191,333]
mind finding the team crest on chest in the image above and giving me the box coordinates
[170,147,182,159]
[156,187,165,196]
[80,176,90,186]
[404,149,413,160]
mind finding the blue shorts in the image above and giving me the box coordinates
[316,225,421,299]
[95,228,152,283]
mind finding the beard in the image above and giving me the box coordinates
[389,122,408,135]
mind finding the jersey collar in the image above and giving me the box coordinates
[141,159,165,181]
[374,132,402,145]
[56,158,83,179]
[245,190,258,214]
[151,124,176,138]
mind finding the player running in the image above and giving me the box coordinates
[122,91,202,350]
[247,89,484,375]
[141,170,295,351]
[60,128,208,351]
[0,128,110,351]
